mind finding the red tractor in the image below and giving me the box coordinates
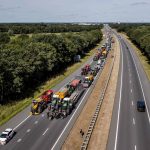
[41,89,53,103]
[81,64,91,75]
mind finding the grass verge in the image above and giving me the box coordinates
[121,33,150,80]
[0,41,103,126]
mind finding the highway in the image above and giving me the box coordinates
[0,35,107,150]
[107,31,150,150]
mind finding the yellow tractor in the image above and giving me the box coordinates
[31,98,47,115]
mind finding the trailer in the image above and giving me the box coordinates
[47,83,84,119]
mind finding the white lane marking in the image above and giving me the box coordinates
[27,129,31,133]
[128,42,150,124]
[114,35,123,150]
[14,115,31,130]
[11,49,95,132]
[131,89,132,93]
[42,128,49,136]
[135,145,137,150]
[34,121,38,124]
[51,68,101,150]
[17,139,22,142]
[133,118,135,125]
[130,80,132,84]
[132,101,134,106]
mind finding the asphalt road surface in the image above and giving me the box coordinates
[107,30,150,150]
[0,35,107,150]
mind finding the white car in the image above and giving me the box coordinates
[0,128,14,145]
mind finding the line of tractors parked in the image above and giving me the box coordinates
[30,36,113,120]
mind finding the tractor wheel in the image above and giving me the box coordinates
[38,106,42,113]
[31,107,35,115]
[67,109,70,115]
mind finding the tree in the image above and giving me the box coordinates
[0,33,10,44]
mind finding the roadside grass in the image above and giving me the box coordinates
[121,33,150,80]
[0,42,103,126]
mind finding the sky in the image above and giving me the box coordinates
[0,0,150,23]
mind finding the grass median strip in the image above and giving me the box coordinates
[0,42,103,126]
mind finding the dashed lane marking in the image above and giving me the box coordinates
[27,129,31,133]
[17,139,22,142]
[135,145,137,150]
[34,121,38,124]
[14,115,31,130]
[133,118,135,125]
[132,101,134,106]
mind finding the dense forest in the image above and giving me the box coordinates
[110,23,150,59]
[0,23,101,34]
[0,24,102,104]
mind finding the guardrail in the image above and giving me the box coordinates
[80,48,116,150]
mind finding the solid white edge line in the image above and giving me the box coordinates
[114,35,123,150]
[13,115,31,130]
[127,39,150,124]
[12,51,94,132]
[51,64,101,150]
[42,128,49,136]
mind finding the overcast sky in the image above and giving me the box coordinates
[0,0,150,22]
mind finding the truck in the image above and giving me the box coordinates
[61,84,85,118]
[82,75,94,88]
[47,82,84,119]
[31,89,53,115]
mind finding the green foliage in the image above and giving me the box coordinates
[110,23,150,59]
[0,33,10,44]
[0,23,102,34]
[0,28,102,104]
[8,29,14,36]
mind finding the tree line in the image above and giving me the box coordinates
[110,23,150,59]
[0,23,102,34]
[0,29,102,104]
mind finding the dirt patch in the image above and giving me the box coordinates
[87,35,120,150]
[62,37,118,150]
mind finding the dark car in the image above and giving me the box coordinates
[137,101,145,112]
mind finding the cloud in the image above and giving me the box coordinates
[0,5,21,11]
[131,2,149,6]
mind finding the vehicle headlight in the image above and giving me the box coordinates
[1,141,6,145]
